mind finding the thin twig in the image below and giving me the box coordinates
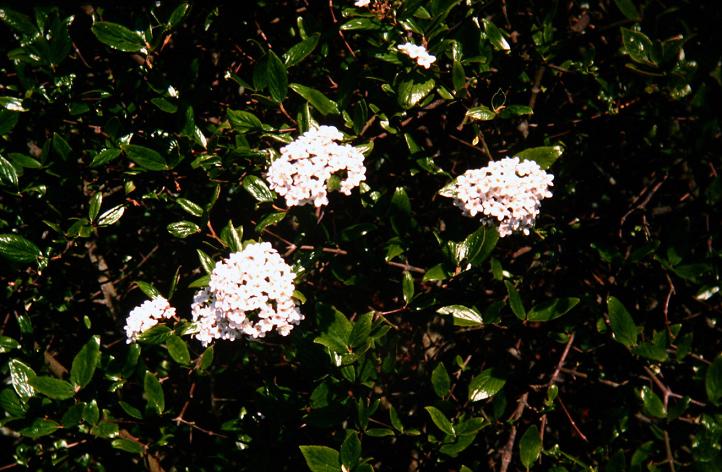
[663,431,677,472]
[548,332,575,387]
[558,396,588,442]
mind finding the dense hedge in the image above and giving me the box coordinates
[1,1,721,471]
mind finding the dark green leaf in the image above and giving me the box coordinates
[97,205,125,227]
[340,18,381,30]
[0,234,41,263]
[0,336,20,353]
[519,425,542,468]
[243,175,275,202]
[167,221,201,238]
[607,296,638,347]
[706,355,722,405]
[424,406,455,436]
[166,335,191,365]
[196,249,215,274]
[466,105,496,121]
[340,430,361,469]
[29,376,75,400]
[19,419,60,439]
[640,385,666,418]
[88,193,102,222]
[0,8,37,37]
[9,359,35,401]
[431,363,451,398]
[221,220,243,252]
[266,50,288,102]
[299,445,340,472]
[0,154,18,187]
[505,281,526,320]
[0,388,26,416]
[124,144,168,171]
[167,3,190,29]
[365,427,395,437]
[402,271,414,305]
[516,146,563,170]
[0,109,19,135]
[90,148,122,167]
[483,18,510,51]
[70,336,100,389]
[621,28,658,66]
[112,438,144,454]
[255,212,285,232]
[198,345,214,373]
[452,60,466,92]
[227,109,263,133]
[92,21,146,52]
[314,303,352,354]
[176,198,204,217]
[144,371,165,414]
[289,83,339,115]
[0,96,26,112]
[614,0,640,20]
[468,368,506,402]
[499,104,534,118]
[137,325,172,345]
[284,33,319,67]
[349,312,373,349]
[151,97,178,113]
[466,225,499,266]
[119,401,143,420]
[397,78,435,109]
[527,298,580,322]
[436,305,483,327]
[135,281,160,299]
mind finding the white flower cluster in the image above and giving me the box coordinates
[354,0,371,6]
[446,157,554,237]
[397,42,436,69]
[190,242,303,346]
[124,296,176,343]
[266,125,366,208]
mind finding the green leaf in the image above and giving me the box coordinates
[0,109,19,135]
[112,438,144,454]
[0,388,26,416]
[167,3,190,29]
[70,336,100,389]
[299,445,340,472]
[516,146,563,170]
[137,325,172,345]
[221,220,243,252]
[0,8,38,37]
[91,21,146,52]
[365,427,395,437]
[255,212,286,233]
[424,406,455,436]
[266,50,288,102]
[397,77,435,109]
[640,385,666,418]
[19,419,60,439]
[468,368,506,402]
[423,263,451,282]
[527,298,580,322]
[519,425,542,468]
[284,33,319,67]
[88,193,103,222]
[621,28,658,67]
[505,281,526,320]
[452,60,466,92]
[0,154,18,187]
[607,296,638,347]
[499,104,534,118]
[151,97,178,113]
[483,18,510,51]
[706,355,722,405]
[119,401,143,420]
[466,105,496,121]
[124,144,168,171]
[340,18,381,30]
[465,225,499,266]
[196,249,215,274]
[340,430,361,469]
[0,96,26,112]
[90,148,122,167]
[0,234,41,263]
[97,205,125,227]
[436,305,483,327]
[314,303,352,354]
[135,281,160,299]
[144,371,165,414]
[9,359,35,401]
[167,221,201,238]
[402,271,414,305]
[614,0,640,20]
[431,363,451,398]
[166,335,191,365]
[29,376,75,400]
[242,175,275,203]
[0,336,20,353]
[349,312,373,349]
[176,198,204,217]
[198,345,214,373]
[227,109,263,133]
[289,83,340,115]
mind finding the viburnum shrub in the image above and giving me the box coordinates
[1,2,721,471]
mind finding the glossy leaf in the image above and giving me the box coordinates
[166,335,191,365]
[284,33,319,67]
[437,305,483,327]
[466,105,496,121]
[9,359,36,401]
[0,234,41,263]
[242,175,275,203]
[299,445,340,472]
[516,146,563,170]
[70,335,100,389]
[706,355,722,405]
[29,376,75,400]
[519,425,542,468]
[0,154,18,187]
[468,368,506,402]
[124,144,168,171]
[266,50,288,102]
[425,406,455,436]
[144,371,165,414]
[398,77,435,109]
[227,109,263,133]
[527,298,580,322]
[505,281,526,320]
[289,83,339,115]
[167,221,201,238]
[607,296,638,347]
[92,21,146,52]
[431,363,451,398]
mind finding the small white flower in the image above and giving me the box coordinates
[191,242,304,345]
[443,157,554,237]
[266,125,366,208]
[124,296,176,343]
[354,0,371,6]
[397,42,436,69]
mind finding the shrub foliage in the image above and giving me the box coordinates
[1,1,721,470]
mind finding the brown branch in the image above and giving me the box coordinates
[663,431,677,472]
[548,332,575,387]
[558,396,588,442]
[500,393,529,472]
